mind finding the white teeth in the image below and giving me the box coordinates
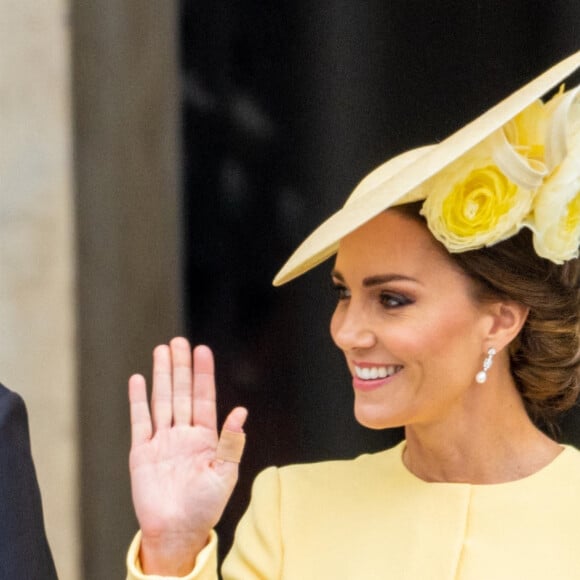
[354,365,400,380]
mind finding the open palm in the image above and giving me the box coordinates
[129,338,247,574]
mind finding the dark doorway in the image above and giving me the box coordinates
[179,0,580,559]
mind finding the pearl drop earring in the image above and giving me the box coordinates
[475,347,496,384]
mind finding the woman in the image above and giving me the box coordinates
[127,51,580,579]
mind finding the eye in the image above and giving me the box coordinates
[379,292,413,309]
[331,282,351,301]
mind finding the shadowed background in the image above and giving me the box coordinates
[177,0,580,564]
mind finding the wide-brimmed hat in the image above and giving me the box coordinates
[273,51,580,286]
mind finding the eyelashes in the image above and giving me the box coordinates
[331,282,351,301]
[379,292,414,308]
[331,282,414,309]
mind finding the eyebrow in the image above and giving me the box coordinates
[331,270,421,287]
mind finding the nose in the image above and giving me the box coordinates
[330,301,376,352]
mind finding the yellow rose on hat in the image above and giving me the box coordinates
[503,100,547,166]
[420,142,535,252]
[419,94,568,255]
[419,93,554,254]
[529,86,580,263]
[532,166,580,265]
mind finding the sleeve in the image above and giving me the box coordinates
[222,466,283,579]
[126,531,219,580]
[126,465,284,580]
[0,383,58,579]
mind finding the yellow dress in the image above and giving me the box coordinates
[127,441,580,579]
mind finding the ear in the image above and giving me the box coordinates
[484,300,529,351]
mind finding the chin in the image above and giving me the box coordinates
[353,404,404,430]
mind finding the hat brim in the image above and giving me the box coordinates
[273,50,580,287]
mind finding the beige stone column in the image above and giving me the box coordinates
[72,2,182,578]
[0,1,79,579]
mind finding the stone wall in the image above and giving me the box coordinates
[1,1,181,577]
[0,1,79,578]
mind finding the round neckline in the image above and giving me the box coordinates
[394,440,571,488]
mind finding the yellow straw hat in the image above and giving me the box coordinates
[273,51,580,286]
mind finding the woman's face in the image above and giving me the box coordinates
[330,210,496,430]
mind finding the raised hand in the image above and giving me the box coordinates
[129,337,247,575]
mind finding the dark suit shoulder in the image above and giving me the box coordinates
[0,382,58,579]
[0,383,29,444]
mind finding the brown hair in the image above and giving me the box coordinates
[394,201,580,431]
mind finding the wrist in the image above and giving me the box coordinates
[139,531,210,576]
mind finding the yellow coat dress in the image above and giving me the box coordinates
[127,441,580,579]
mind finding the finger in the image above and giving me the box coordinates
[128,374,152,447]
[222,406,248,433]
[192,345,217,432]
[216,407,249,463]
[151,344,173,430]
[170,337,193,426]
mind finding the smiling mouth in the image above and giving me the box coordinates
[354,365,402,380]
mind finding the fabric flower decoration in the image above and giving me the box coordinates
[529,88,580,263]
[542,86,580,169]
[503,100,548,168]
[530,143,580,263]
[420,88,580,263]
[420,141,535,252]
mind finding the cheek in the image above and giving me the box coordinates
[391,310,480,363]
[381,327,429,361]
[415,312,484,379]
